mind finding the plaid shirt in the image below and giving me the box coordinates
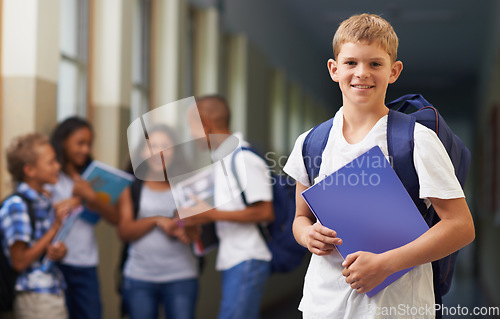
[0,183,65,294]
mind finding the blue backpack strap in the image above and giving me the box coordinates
[387,109,427,214]
[302,118,334,186]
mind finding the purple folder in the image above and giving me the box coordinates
[301,146,429,297]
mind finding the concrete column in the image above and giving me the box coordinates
[91,0,133,168]
[270,69,287,156]
[303,94,316,131]
[194,7,220,96]
[1,0,60,195]
[152,0,187,109]
[288,82,303,149]
[226,35,248,136]
[317,101,330,123]
[90,1,134,318]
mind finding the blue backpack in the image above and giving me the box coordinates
[302,94,471,301]
[231,147,308,273]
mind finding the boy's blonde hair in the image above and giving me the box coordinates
[332,13,399,62]
[6,133,49,183]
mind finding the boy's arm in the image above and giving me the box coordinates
[342,197,475,294]
[186,149,274,224]
[53,196,82,212]
[292,182,342,256]
[182,200,274,225]
[9,220,62,272]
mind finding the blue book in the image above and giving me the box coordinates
[41,206,83,272]
[81,161,134,204]
[301,146,429,297]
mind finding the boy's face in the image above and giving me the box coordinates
[26,143,61,185]
[328,41,403,108]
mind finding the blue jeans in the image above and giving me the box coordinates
[123,277,198,319]
[57,264,102,319]
[218,259,271,319]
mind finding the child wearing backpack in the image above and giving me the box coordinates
[49,117,119,319]
[283,14,475,319]
[184,95,274,319]
[117,124,199,319]
[0,133,68,319]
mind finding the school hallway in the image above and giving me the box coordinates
[262,292,301,319]
[261,243,494,319]
[2,0,500,318]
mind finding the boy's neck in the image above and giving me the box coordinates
[342,101,389,144]
[207,129,232,150]
[24,179,44,194]
[342,100,388,126]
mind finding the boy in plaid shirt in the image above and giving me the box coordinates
[0,133,68,319]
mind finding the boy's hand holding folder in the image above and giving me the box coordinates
[301,146,429,297]
[304,222,342,256]
[341,251,393,295]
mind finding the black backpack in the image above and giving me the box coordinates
[0,193,35,312]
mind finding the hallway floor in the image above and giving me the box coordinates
[261,245,494,319]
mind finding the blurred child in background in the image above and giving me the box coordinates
[50,117,119,319]
[0,133,68,319]
[118,124,199,319]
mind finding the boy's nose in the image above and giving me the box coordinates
[354,64,370,78]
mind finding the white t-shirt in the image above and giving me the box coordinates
[124,185,198,282]
[283,107,464,319]
[213,132,273,271]
[51,172,99,267]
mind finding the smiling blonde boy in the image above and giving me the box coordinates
[283,14,474,318]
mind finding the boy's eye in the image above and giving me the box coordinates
[371,62,382,67]
[345,61,356,66]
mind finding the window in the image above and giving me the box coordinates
[57,0,89,121]
[130,0,152,122]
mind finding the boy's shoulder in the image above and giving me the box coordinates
[1,184,37,210]
[0,193,30,217]
[413,121,438,139]
[0,188,37,234]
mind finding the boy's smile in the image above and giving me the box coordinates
[328,42,402,110]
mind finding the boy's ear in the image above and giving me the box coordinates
[23,163,36,180]
[389,60,403,84]
[327,59,339,82]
